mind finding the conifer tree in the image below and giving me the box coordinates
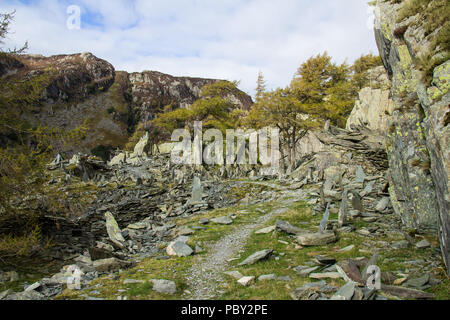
[255,71,267,102]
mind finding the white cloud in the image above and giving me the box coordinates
[0,0,379,96]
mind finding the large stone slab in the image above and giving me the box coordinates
[190,176,203,203]
[105,212,126,249]
[238,249,273,266]
[336,259,363,284]
[93,258,132,273]
[380,285,434,299]
[297,231,337,246]
[237,276,255,286]
[255,226,276,234]
[150,279,177,295]
[211,216,233,225]
[318,203,330,233]
[166,241,194,257]
[338,190,349,227]
[276,220,303,235]
[330,281,356,300]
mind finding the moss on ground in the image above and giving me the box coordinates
[47,182,450,300]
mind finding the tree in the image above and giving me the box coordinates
[246,88,320,171]
[0,11,28,53]
[149,81,243,146]
[351,53,382,90]
[255,71,267,102]
[290,52,354,127]
[0,11,85,260]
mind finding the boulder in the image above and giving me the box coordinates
[297,231,337,246]
[336,259,363,283]
[131,132,150,158]
[346,72,394,133]
[108,152,126,166]
[105,212,126,249]
[166,241,194,257]
[150,279,177,295]
[375,197,390,212]
[255,226,276,234]
[415,239,431,249]
[190,176,203,203]
[338,190,349,227]
[258,274,277,281]
[93,258,132,273]
[294,266,319,278]
[276,220,303,235]
[238,249,273,266]
[330,281,356,300]
[211,216,233,225]
[237,276,255,286]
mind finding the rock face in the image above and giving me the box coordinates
[346,66,394,133]
[19,52,116,102]
[373,0,449,274]
[129,71,253,123]
[0,53,252,155]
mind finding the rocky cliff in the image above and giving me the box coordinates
[129,71,253,123]
[346,66,394,133]
[0,52,252,155]
[373,0,449,274]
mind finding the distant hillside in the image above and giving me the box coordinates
[0,52,253,155]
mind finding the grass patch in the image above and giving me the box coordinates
[215,200,449,300]
[52,184,450,301]
[56,257,193,300]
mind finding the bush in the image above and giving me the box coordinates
[91,144,115,161]
[0,226,51,259]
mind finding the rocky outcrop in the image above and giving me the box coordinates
[17,52,116,102]
[129,71,253,122]
[346,66,394,133]
[374,0,449,274]
[0,53,252,155]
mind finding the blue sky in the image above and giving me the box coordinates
[0,0,379,96]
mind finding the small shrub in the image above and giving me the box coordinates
[0,226,51,259]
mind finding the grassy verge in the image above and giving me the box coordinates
[216,202,450,300]
[55,200,277,300]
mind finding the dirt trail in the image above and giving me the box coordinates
[183,206,290,300]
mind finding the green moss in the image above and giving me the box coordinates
[381,23,393,41]
[427,60,450,100]
[56,257,192,300]
[396,0,450,84]
[397,0,430,22]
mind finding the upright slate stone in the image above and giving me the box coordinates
[318,202,330,233]
[105,211,126,249]
[351,191,363,212]
[355,165,366,183]
[191,176,203,203]
[338,190,348,228]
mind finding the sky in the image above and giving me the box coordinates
[0,0,379,97]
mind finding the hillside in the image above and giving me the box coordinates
[0,52,252,155]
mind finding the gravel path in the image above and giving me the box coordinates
[184,206,290,300]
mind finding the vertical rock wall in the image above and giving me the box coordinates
[374,0,449,274]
